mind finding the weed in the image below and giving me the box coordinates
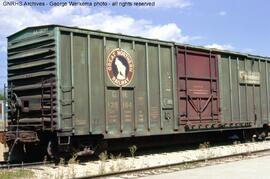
[233,141,241,145]
[67,154,78,178]
[110,153,114,160]
[199,142,210,149]
[183,162,193,169]
[99,151,108,161]
[59,157,65,166]
[116,153,124,171]
[43,155,47,166]
[68,153,78,164]
[129,145,137,158]
[98,151,108,174]
[109,153,117,172]
[116,153,122,159]
[70,164,76,178]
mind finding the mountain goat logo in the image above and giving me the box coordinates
[106,48,134,86]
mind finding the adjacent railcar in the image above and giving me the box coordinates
[5,25,269,161]
[175,45,270,131]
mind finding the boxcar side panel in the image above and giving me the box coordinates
[260,60,268,124]
[90,36,106,133]
[73,34,89,135]
[104,38,136,136]
[148,44,161,132]
[160,46,174,131]
[218,56,230,123]
[58,27,176,138]
[239,58,248,121]
[219,55,269,127]
[59,32,73,131]
[134,43,148,133]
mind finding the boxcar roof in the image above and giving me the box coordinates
[7,24,174,45]
[7,24,270,60]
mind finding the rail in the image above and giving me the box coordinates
[77,147,270,179]
[2,141,270,178]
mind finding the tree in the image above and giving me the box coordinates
[0,94,4,100]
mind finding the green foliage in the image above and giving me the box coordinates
[43,155,47,166]
[129,145,137,158]
[99,151,108,161]
[0,169,33,179]
[0,94,4,100]
[68,154,78,179]
[109,153,116,160]
[233,141,241,145]
[98,151,108,174]
[199,142,210,149]
[68,153,78,164]
[59,157,65,165]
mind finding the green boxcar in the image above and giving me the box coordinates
[6,25,270,161]
[7,25,178,140]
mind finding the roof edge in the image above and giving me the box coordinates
[7,24,270,59]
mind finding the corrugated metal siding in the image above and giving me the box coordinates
[7,27,57,129]
[219,55,270,126]
[58,28,177,137]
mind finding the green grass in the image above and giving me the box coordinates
[0,169,34,179]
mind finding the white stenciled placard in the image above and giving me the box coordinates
[239,71,260,85]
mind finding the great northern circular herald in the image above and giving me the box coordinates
[106,49,134,87]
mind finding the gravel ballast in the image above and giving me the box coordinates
[32,141,270,179]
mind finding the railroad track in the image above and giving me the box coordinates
[2,140,270,179]
[76,147,270,179]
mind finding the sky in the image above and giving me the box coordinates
[0,0,270,89]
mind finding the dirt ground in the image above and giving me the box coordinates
[0,120,8,161]
[0,142,8,161]
[0,120,7,131]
